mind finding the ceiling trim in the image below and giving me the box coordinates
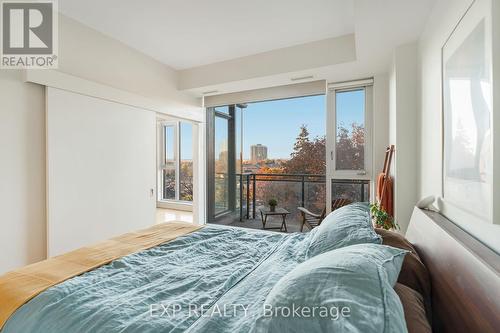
[204,80,326,107]
[24,69,204,122]
[179,34,356,91]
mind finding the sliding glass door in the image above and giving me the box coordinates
[207,106,237,221]
[207,96,329,225]
[214,116,229,214]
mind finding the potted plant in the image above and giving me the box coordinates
[268,198,278,212]
[370,203,398,230]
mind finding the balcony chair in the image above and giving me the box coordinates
[298,198,352,232]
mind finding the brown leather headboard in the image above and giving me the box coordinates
[406,208,500,333]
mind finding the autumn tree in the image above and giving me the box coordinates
[282,125,326,175]
[240,122,365,219]
[336,123,364,170]
[180,161,193,201]
[252,125,326,215]
[255,122,365,214]
[256,165,285,177]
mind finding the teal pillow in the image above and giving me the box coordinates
[252,244,408,333]
[305,202,381,259]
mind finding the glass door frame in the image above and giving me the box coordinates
[206,106,237,222]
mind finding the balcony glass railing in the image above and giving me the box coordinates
[211,172,370,230]
[234,174,370,226]
[237,173,325,223]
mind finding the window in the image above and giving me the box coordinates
[179,122,193,201]
[328,83,373,179]
[335,89,366,171]
[159,121,193,203]
[163,124,177,200]
[326,81,373,206]
[214,105,230,115]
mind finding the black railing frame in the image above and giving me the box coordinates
[216,173,370,222]
[330,178,370,203]
[236,173,326,221]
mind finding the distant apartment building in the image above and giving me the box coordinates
[251,144,268,162]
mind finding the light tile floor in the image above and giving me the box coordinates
[156,208,193,224]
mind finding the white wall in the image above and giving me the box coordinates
[389,63,397,147]
[389,43,419,233]
[373,74,390,182]
[418,0,500,253]
[418,0,473,200]
[0,14,202,273]
[58,15,200,114]
[0,71,46,272]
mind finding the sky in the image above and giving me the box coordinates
[180,122,193,160]
[335,89,365,132]
[239,95,325,159]
[238,90,364,159]
[189,90,365,160]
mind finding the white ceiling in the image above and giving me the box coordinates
[59,0,437,95]
[179,0,437,94]
[59,0,355,70]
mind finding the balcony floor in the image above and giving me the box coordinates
[157,208,310,234]
[211,211,308,233]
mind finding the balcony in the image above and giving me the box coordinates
[213,173,370,232]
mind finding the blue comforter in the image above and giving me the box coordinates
[3,225,310,333]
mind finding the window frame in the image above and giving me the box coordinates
[157,120,194,206]
[327,82,374,181]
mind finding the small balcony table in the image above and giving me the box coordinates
[259,207,290,232]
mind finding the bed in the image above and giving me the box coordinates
[2,224,309,332]
[0,204,498,333]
